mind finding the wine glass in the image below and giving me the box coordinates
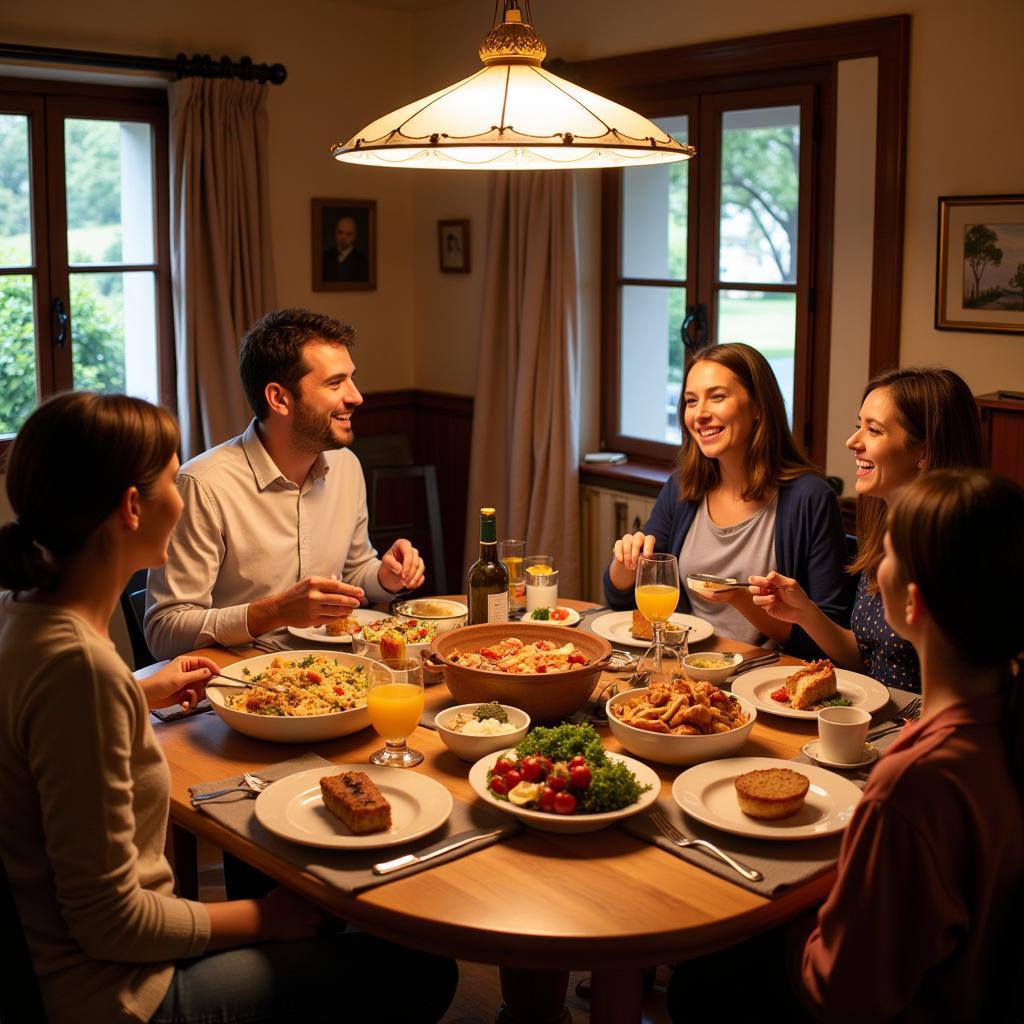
[635,552,681,674]
[367,659,425,767]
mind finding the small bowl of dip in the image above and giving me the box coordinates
[434,703,530,761]
[682,651,744,685]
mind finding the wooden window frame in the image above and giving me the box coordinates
[567,16,910,468]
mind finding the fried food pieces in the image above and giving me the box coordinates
[611,675,748,735]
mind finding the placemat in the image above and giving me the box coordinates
[190,754,520,893]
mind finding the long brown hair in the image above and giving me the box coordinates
[887,469,1023,791]
[0,393,180,591]
[675,343,818,502]
[850,367,984,589]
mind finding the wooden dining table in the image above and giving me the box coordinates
[152,600,830,1024]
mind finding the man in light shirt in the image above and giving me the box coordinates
[145,308,425,660]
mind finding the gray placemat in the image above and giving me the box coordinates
[189,754,520,893]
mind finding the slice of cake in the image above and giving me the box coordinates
[630,609,653,641]
[785,659,838,710]
[320,771,392,833]
[734,768,810,820]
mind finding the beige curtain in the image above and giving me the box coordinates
[168,78,277,457]
[464,171,581,596]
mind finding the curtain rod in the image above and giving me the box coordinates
[0,42,287,85]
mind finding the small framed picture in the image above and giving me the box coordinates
[438,219,470,274]
[313,198,376,291]
[936,194,1024,334]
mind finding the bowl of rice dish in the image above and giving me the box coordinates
[207,650,376,742]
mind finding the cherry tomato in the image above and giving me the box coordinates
[547,765,569,792]
[553,791,578,815]
[536,664,548,673]
[568,653,586,665]
[489,775,508,796]
[570,765,592,789]
[538,786,557,812]
[537,756,554,776]
[493,758,515,776]
[505,769,523,788]
[520,756,543,783]
[568,755,587,768]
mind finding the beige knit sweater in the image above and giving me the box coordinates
[0,594,211,1023]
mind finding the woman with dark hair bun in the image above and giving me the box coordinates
[750,366,984,691]
[605,342,852,657]
[0,393,457,1024]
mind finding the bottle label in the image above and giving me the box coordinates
[486,591,509,623]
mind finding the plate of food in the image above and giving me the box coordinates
[287,608,389,645]
[589,610,713,648]
[730,660,890,720]
[255,765,453,849]
[206,651,376,742]
[467,723,660,833]
[521,606,581,627]
[672,756,863,840]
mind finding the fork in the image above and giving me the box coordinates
[191,771,272,803]
[649,809,764,882]
[867,697,922,740]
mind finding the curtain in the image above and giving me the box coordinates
[464,171,581,596]
[168,78,277,457]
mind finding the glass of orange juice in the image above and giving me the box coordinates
[635,552,680,673]
[367,659,425,767]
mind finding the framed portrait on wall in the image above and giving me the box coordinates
[313,198,377,291]
[936,194,1024,334]
[438,219,470,273]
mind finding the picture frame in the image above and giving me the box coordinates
[312,198,376,291]
[438,219,470,274]
[935,194,1024,334]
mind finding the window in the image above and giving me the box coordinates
[0,78,172,441]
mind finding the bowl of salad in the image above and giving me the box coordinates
[429,623,612,724]
[467,724,660,833]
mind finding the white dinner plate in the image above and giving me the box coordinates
[589,610,713,648]
[287,608,389,645]
[730,666,890,720]
[672,756,863,840]
[520,606,581,627]
[468,750,661,833]
[255,765,453,849]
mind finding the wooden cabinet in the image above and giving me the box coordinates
[579,485,656,602]
[976,393,1024,487]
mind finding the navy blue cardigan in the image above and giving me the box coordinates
[602,472,855,661]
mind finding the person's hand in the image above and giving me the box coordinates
[378,539,425,593]
[612,531,656,573]
[690,583,739,605]
[258,886,327,942]
[142,655,219,711]
[749,571,814,624]
[251,576,365,636]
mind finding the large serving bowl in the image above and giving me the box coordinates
[391,597,468,635]
[206,650,376,743]
[434,703,531,761]
[429,622,612,724]
[606,687,757,766]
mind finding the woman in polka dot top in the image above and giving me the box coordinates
[748,367,984,693]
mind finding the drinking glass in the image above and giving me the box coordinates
[499,539,526,614]
[367,659,425,767]
[635,552,680,673]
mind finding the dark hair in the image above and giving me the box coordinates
[887,468,1023,789]
[0,393,179,591]
[851,366,984,589]
[675,342,818,502]
[239,308,356,419]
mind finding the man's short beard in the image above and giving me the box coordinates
[292,399,352,454]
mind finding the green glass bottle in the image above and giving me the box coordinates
[467,507,510,625]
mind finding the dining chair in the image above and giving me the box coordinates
[119,568,157,670]
[0,856,47,1023]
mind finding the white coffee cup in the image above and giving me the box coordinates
[817,706,871,764]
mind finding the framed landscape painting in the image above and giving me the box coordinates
[936,195,1024,334]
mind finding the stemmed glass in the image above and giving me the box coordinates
[635,552,681,675]
[367,659,425,767]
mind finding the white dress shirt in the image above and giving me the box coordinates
[144,420,390,659]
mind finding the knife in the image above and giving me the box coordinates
[372,826,511,875]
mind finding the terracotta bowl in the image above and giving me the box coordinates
[428,622,612,724]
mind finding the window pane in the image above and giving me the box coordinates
[65,119,154,265]
[0,114,33,267]
[719,106,800,284]
[717,290,796,420]
[622,115,688,281]
[619,284,685,444]
[0,274,38,436]
[70,271,158,402]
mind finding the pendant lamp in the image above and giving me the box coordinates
[331,0,695,170]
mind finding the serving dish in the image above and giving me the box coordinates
[434,703,531,761]
[391,597,468,634]
[681,651,743,684]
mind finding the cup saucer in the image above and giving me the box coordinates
[801,739,880,770]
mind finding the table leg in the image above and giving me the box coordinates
[496,968,571,1024]
[589,966,645,1024]
[170,824,198,900]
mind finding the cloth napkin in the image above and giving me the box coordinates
[190,754,520,893]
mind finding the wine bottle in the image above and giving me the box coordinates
[467,507,510,625]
